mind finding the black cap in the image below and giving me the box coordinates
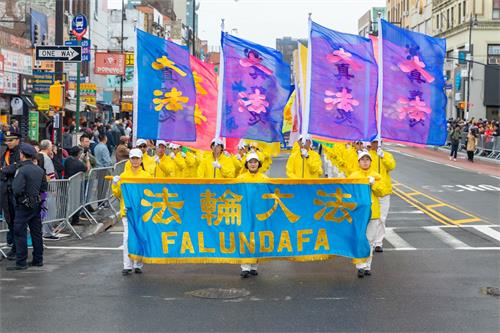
[20,143,37,158]
[67,146,81,156]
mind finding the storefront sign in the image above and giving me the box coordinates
[19,74,33,95]
[33,71,55,93]
[28,111,39,141]
[34,94,50,111]
[0,72,19,94]
[107,66,133,88]
[80,83,97,106]
[0,49,32,75]
[94,52,125,75]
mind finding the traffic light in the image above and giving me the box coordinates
[33,24,39,45]
[457,101,465,109]
[49,81,64,108]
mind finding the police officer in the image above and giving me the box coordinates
[6,143,47,270]
[0,131,21,259]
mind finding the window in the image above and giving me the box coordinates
[463,0,466,17]
[451,7,454,27]
[458,3,461,23]
[447,8,450,28]
[487,44,500,64]
[436,13,440,29]
[494,0,500,19]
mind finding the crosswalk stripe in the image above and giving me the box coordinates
[384,229,416,250]
[472,226,500,242]
[423,226,471,248]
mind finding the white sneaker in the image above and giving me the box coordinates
[453,158,457,161]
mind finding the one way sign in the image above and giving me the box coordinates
[36,46,82,62]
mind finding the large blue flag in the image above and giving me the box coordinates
[135,29,196,141]
[220,33,291,142]
[308,21,378,142]
[379,19,447,145]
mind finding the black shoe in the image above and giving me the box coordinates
[249,269,258,276]
[43,235,60,241]
[6,265,28,271]
[29,261,43,267]
[357,269,365,278]
[240,270,250,278]
[134,268,143,274]
[6,250,16,261]
[374,246,383,253]
[122,269,132,276]
[364,269,371,276]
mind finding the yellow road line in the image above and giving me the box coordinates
[392,181,484,225]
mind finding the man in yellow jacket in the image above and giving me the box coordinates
[168,143,187,177]
[368,140,396,253]
[197,138,235,178]
[112,148,152,276]
[349,150,384,278]
[286,134,323,178]
[152,140,175,178]
[183,149,199,178]
[237,152,268,277]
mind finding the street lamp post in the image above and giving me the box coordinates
[119,0,125,119]
[192,0,196,56]
[465,14,477,120]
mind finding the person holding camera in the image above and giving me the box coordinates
[6,144,47,270]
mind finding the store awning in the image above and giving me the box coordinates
[20,95,37,109]
[64,101,88,112]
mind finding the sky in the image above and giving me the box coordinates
[197,0,385,49]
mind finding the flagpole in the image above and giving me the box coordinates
[302,13,312,136]
[376,15,383,142]
[215,19,225,139]
[132,28,139,146]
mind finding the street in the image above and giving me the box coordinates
[1,146,499,332]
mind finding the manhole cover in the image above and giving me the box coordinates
[480,287,500,297]
[186,288,250,299]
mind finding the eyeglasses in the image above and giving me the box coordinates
[5,139,14,142]
[138,145,147,148]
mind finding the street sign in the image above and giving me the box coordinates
[458,51,467,64]
[65,39,91,62]
[71,14,88,40]
[36,46,82,62]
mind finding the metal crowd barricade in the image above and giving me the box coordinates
[488,137,500,159]
[83,166,114,223]
[0,213,7,257]
[64,172,87,239]
[42,179,69,226]
[104,160,128,218]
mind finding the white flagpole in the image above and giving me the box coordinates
[376,15,384,142]
[215,19,225,139]
[132,28,139,146]
[302,13,313,136]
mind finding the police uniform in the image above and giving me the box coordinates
[0,132,21,257]
[8,144,48,270]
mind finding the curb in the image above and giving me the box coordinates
[431,146,500,165]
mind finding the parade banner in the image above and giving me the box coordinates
[379,19,447,145]
[121,179,372,263]
[219,33,291,142]
[175,56,218,150]
[307,21,378,142]
[135,29,196,141]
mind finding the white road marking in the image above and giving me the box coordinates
[423,226,471,248]
[383,247,500,251]
[384,229,416,250]
[389,210,424,214]
[44,246,121,251]
[472,226,500,243]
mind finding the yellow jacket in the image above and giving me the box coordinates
[183,151,199,178]
[124,153,156,176]
[170,152,186,177]
[112,167,152,217]
[237,171,268,181]
[153,154,174,178]
[368,149,396,197]
[197,152,235,178]
[232,154,245,176]
[349,169,383,219]
[286,149,323,179]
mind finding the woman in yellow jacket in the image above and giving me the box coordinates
[237,152,268,277]
[168,143,187,177]
[197,138,235,178]
[349,150,384,278]
[286,134,323,178]
[112,148,152,276]
[152,140,175,178]
[124,138,156,176]
[232,142,247,176]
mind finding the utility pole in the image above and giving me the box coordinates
[465,14,474,121]
[119,0,125,120]
[54,0,64,144]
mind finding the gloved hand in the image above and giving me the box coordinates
[367,176,375,185]
[223,151,230,157]
[301,148,309,158]
[212,161,222,169]
[169,152,176,159]
[236,153,241,161]
[181,152,186,158]
[112,175,121,184]
[377,148,384,158]
[154,155,160,163]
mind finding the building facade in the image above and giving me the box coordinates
[358,7,387,37]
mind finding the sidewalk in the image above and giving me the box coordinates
[387,144,500,177]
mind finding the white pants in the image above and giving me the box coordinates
[374,195,391,247]
[355,218,380,270]
[241,264,258,271]
[122,217,143,270]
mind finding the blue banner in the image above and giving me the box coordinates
[121,179,371,263]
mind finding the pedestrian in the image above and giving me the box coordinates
[449,125,462,161]
[62,126,73,149]
[237,152,268,278]
[6,143,48,270]
[112,148,152,275]
[115,136,130,162]
[39,140,59,240]
[368,140,396,252]
[94,133,112,167]
[64,146,91,225]
[466,128,477,162]
[349,150,384,278]
[9,120,20,135]
[78,134,97,168]
[197,138,235,178]
[286,134,323,179]
[0,132,22,260]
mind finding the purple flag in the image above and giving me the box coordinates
[219,33,291,142]
[135,29,196,141]
[379,20,447,145]
[307,21,378,141]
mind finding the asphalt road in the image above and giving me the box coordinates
[1,150,499,333]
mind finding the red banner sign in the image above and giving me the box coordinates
[94,52,125,75]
